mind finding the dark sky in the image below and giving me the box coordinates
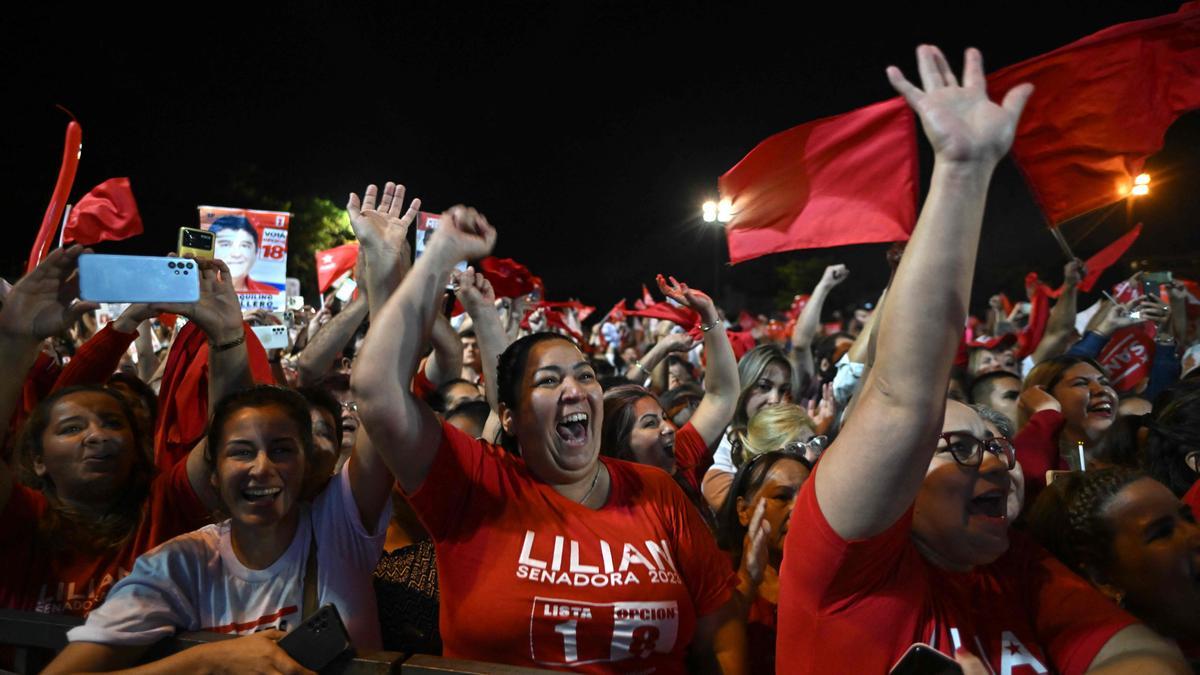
[3,2,1197,319]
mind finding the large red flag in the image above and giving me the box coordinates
[1078,223,1143,293]
[989,5,1200,225]
[718,97,918,263]
[63,177,143,245]
[315,242,359,293]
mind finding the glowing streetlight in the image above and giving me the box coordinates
[1127,172,1151,197]
[702,198,732,223]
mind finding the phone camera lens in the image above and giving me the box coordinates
[174,270,180,275]
[186,262,194,269]
[168,262,176,269]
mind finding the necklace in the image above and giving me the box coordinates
[578,463,603,505]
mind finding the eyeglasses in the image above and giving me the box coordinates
[936,432,1016,470]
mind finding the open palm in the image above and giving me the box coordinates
[887,46,1032,166]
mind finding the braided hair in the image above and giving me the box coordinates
[1026,467,1144,581]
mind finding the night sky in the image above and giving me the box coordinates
[3,2,1197,320]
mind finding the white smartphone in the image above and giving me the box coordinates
[334,278,357,303]
[79,255,200,303]
[251,324,289,350]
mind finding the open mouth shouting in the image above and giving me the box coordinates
[967,487,1008,524]
[556,412,590,448]
[242,486,283,505]
[1086,399,1114,419]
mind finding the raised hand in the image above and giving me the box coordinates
[427,205,496,264]
[806,382,838,436]
[741,498,771,589]
[1018,385,1061,418]
[659,332,697,354]
[887,46,1033,167]
[451,266,497,313]
[656,274,718,324]
[152,259,244,344]
[819,264,849,290]
[0,245,98,342]
[347,182,420,258]
[1063,259,1086,288]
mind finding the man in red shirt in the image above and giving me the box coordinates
[776,45,1186,674]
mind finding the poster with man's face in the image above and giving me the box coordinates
[197,206,291,312]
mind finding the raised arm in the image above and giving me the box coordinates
[625,332,694,387]
[353,204,495,493]
[424,313,465,387]
[452,266,509,410]
[815,46,1033,539]
[153,258,253,511]
[657,275,738,446]
[295,295,368,385]
[790,264,848,381]
[0,246,97,513]
[1030,259,1082,363]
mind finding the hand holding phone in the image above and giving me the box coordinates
[277,604,351,672]
[178,227,215,260]
[79,255,201,303]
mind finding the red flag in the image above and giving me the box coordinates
[1099,324,1155,392]
[624,302,701,330]
[989,6,1200,225]
[1077,224,1144,293]
[480,257,542,299]
[718,97,918,263]
[63,178,143,245]
[315,242,359,293]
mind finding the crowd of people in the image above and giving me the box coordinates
[1,45,1198,674]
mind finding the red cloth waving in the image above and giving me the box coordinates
[63,178,144,245]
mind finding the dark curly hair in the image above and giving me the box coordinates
[1141,384,1200,497]
[495,332,579,455]
[1025,467,1144,581]
[15,385,154,552]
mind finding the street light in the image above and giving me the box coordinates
[701,198,732,223]
[1130,172,1151,196]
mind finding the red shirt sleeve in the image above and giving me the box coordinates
[672,422,714,494]
[52,325,138,392]
[1015,409,1067,507]
[783,466,913,609]
[404,421,492,541]
[1020,534,1138,673]
[145,457,212,537]
[411,368,437,400]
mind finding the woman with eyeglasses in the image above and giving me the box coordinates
[600,275,738,521]
[776,46,1185,672]
[716,445,815,675]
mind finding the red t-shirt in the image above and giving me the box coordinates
[1014,409,1067,510]
[673,422,714,495]
[1184,479,1200,517]
[407,422,736,674]
[776,469,1137,674]
[0,460,210,617]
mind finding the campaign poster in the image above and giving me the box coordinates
[197,206,291,312]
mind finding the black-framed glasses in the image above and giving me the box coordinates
[936,432,1016,470]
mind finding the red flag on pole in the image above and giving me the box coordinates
[1077,223,1144,293]
[718,97,919,263]
[63,178,144,245]
[989,5,1200,225]
[315,242,359,293]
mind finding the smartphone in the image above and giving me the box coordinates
[889,643,963,675]
[334,278,357,303]
[277,604,351,672]
[1046,470,1075,486]
[177,227,215,260]
[79,255,200,303]
[287,295,305,311]
[251,324,289,350]
[1142,271,1173,299]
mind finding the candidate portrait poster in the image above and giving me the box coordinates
[197,206,291,312]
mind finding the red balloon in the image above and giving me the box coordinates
[28,120,82,273]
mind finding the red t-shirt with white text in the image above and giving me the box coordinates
[407,422,736,673]
[0,460,210,617]
[776,469,1136,674]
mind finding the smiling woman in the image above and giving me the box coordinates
[352,199,748,673]
[44,386,393,674]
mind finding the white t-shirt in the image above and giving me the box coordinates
[68,467,389,650]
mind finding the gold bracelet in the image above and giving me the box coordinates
[699,320,717,333]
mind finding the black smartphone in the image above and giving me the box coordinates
[1141,271,1172,299]
[277,604,351,671]
[889,643,963,675]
